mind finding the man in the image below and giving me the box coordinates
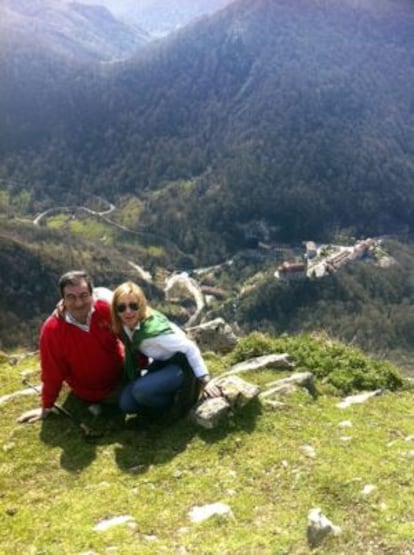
[19,271,124,423]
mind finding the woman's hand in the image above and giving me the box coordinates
[199,376,221,398]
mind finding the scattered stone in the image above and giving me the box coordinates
[260,371,316,399]
[0,387,37,407]
[339,436,352,442]
[361,484,377,496]
[5,507,17,516]
[338,420,353,428]
[306,507,342,548]
[93,515,135,531]
[300,445,316,458]
[188,502,234,523]
[337,389,383,408]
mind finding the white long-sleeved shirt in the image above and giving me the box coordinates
[123,321,208,378]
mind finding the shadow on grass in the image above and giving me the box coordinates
[113,398,263,473]
[39,395,263,473]
[196,398,263,444]
[39,394,126,472]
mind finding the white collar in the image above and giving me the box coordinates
[65,305,95,332]
[123,322,141,340]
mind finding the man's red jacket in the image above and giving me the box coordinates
[40,300,123,408]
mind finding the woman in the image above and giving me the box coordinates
[111,281,220,419]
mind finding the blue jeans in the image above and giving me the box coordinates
[119,364,184,414]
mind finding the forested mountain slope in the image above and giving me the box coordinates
[1,0,414,264]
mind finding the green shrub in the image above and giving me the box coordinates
[227,331,403,396]
[228,332,277,363]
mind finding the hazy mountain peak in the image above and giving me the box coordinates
[76,0,235,37]
[1,0,150,63]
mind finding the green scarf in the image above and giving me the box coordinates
[122,310,173,380]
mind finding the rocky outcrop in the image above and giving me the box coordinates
[190,375,260,429]
[190,352,309,429]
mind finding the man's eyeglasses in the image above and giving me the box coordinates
[116,302,139,313]
[64,292,91,302]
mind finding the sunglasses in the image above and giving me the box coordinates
[116,302,139,313]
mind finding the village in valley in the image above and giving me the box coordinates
[274,237,392,281]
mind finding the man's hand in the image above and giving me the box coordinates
[52,299,65,319]
[16,407,53,424]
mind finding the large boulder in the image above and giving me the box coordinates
[186,318,238,354]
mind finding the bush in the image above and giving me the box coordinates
[227,331,403,395]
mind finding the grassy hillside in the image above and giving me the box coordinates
[1,333,413,554]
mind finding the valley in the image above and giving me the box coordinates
[1,0,414,374]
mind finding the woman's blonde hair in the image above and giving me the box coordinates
[111,281,149,336]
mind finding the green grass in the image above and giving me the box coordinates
[1,337,414,554]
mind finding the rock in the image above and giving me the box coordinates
[226,353,295,375]
[260,371,316,399]
[214,375,260,408]
[337,389,383,408]
[93,515,135,531]
[338,421,353,428]
[186,318,238,354]
[188,502,234,523]
[0,387,37,407]
[306,507,341,548]
[189,375,260,429]
[300,444,316,458]
[190,397,231,429]
[361,484,376,496]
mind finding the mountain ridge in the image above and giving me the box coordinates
[0,0,150,63]
[77,0,234,37]
[1,0,413,258]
